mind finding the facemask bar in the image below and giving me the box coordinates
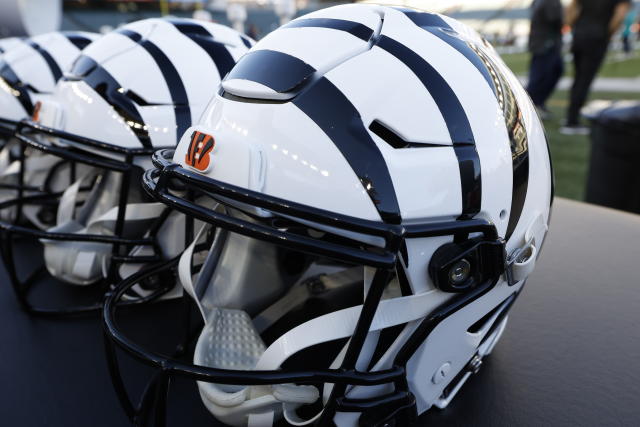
[0,120,176,316]
[102,148,509,426]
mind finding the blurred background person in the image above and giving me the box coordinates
[526,0,564,120]
[561,0,632,135]
[247,23,259,40]
[621,8,636,56]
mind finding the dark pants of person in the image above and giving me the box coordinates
[622,35,631,54]
[566,38,609,125]
[527,47,564,108]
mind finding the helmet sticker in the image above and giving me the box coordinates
[185,130,215,172]
[31,101,42,122]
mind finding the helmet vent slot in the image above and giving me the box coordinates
[369,119,448,149]
[124,89,153,106]
[369,119,409,148]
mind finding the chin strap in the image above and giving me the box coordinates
[42,172,168,285]
[189,220,546,426]
[0,141,15,171]
[255,291,437,371]
[0,151,62,228]
[55,170,99,225]
[0,147,61,185]
[179,224,215,321]
[183,255,436,427]
[241,288,441,427]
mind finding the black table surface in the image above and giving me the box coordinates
[1,198,639,426]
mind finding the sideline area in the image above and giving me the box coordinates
[517,76,640,93]
[502,47,640,201]
[536,90,640,201]
[506,49,640,92]
[504,49,640,78]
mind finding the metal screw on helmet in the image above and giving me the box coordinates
[449,259,471,286]
[469,355,483,374]
[307,275,326,294]
[36,207,56,226]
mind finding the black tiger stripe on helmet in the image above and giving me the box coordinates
[67,21,246,149]
[168,19,237,80]
[274,14,531,235]
[398,10,498,95]
[397,10,531,239]
[255,17,482,220]
[0,34,92,117]
[0,61,35,115]
[68,54,153,148]
[224,49,402,224]
[26,40,63,83]
[116,28,191,144]
[62,32,95,50]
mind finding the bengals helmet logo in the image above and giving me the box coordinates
[185,131,215,172]
[32,101,42,122]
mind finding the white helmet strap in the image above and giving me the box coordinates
[56,169,102,225]
[0,148,63,228]
[178,224,215,321]
[43,170,167,285]
[246,290,437,425]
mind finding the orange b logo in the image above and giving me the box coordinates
[185,131,215,172]
[32,101,42,122]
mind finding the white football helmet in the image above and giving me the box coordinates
[0,32,98,228]
[0,32,96,136]
[0,37,23,55]
[104,4,553,427]
[0,18,252,314]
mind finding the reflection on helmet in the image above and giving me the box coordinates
[0,19,252,315]
[104,4,553,427]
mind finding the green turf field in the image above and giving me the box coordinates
[539,91,640,201]
[501,50,640,78]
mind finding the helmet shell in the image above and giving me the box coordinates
[48,18,253,155]
[167,4,552,424]
[0,31,97,122]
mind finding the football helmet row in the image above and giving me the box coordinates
[0,18,252,312]
[0,4,552,426]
